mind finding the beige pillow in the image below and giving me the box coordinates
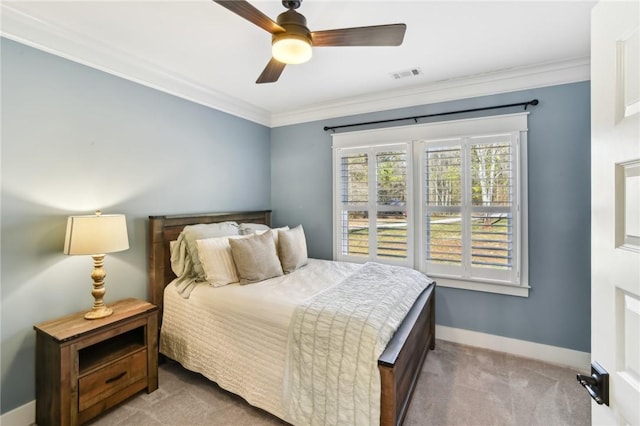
[196,236,242,287]
[256,226,289,249]
[278,225,308,273]
[229,230,284,284]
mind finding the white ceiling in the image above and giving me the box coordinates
[1,1,595,127]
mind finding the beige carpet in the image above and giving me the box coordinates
[88,340,591,425]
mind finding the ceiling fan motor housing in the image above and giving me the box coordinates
[273,9,312,45]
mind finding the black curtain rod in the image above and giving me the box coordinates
[323,99,539,132]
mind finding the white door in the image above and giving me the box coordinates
[591,1,640,425]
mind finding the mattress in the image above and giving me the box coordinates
[160,258,360,421]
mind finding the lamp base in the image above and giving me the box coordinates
[84,305,113,320]
[84,254,113,320]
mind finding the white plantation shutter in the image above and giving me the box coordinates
[339,152,369,258]
[424,143,463,270]
[376,150,409,260]
[470,137,515,272]
[422,133,520,284]
[335,144,412,265]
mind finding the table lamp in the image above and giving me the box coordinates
[63,211,129,319]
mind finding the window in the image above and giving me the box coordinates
[333,113,529,296]
[334,144,413,266]
[422,134,520,285]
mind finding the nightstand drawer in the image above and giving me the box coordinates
[78,349,147,411]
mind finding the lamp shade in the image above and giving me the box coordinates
[64,212,129,255]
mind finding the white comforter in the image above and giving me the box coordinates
[161,259,359,421]
[160,259,432,425]
[285,262,432,426]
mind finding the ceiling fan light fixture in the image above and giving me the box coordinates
[272,34,312,64]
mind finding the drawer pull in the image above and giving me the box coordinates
[105,372,126,384]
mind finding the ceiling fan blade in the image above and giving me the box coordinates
[256,58,287,84]
[311,23,406,47]
[213,1,285,34]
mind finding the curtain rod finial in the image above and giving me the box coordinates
[525,99,539,110]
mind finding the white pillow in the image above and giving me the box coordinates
[196,236,243,287]
[182,222,239,280]
[278,225,308,273]
[238,223,271,235]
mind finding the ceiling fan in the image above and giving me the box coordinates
[214,0,407,84]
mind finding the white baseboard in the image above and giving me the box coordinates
[436,325,591,371]
[1,328,589,425]
[1,400,34,426]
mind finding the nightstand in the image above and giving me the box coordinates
[34,298,158,426]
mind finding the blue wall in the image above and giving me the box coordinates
[271,82,591,353]
[0,38,271,413]
[1,36,591,416]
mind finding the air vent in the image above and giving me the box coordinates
[390,68,423,80]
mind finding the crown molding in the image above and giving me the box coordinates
[1,4,589,129]
[0,4,272,126]
[270,57,590,127]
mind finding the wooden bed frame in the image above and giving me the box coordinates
[148,210,436,426]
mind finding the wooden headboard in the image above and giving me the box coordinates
[148,210,272,321]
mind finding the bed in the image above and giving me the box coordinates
[148,210,435,426]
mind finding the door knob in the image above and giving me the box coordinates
[576,361,609,406]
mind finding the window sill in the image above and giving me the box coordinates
[433,276,530,297]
